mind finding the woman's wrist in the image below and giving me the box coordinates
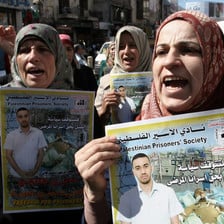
[84,185,105,203]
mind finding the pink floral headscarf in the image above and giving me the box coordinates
[137,10,224,120]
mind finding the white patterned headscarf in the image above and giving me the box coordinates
[110,25,151,73]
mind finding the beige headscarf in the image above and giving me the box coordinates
[110,25,151,73]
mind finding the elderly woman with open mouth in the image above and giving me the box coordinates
[3,23,73,89]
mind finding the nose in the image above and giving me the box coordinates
[27,47,40,62]
[141,167,147,174]
[163,49,181,68]
[123,44,130,53]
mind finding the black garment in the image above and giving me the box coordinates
[72,61,98,93]
[71,61,103,138]
[93,106,104,138]
[0,209,84,224]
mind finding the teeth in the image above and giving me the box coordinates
[164,77,185,82]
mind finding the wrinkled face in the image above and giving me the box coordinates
[132,156,152,185]
[119,32,140,72]
[16,110,30,128]
[16,39,56,88]
[153,20,204,113]
[63,43,74,63]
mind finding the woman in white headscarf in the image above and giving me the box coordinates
[94,25,151,127]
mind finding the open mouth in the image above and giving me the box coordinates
[164,77,188,88]
[27,68,45,76]
[123,56,134,63]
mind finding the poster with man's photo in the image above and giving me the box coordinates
[106,108,224,224]
[110,71,153,124]
[0,88,95,213]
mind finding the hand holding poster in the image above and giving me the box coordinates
[106,108,224,224]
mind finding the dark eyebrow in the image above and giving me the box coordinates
[156,41,200,48]
[178,41,201,48]
[156,41,202,54]
[178,41,202,53]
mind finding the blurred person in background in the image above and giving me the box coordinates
[74,43,88,66]
[98,41,115,82]
[59,34,98,93]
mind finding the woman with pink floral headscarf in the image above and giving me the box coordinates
[137,10,224,120]
[75,10,224,224]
